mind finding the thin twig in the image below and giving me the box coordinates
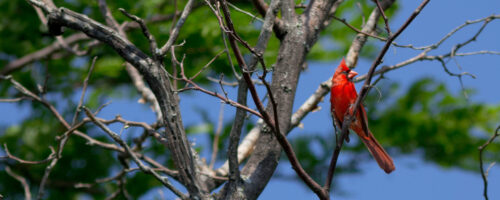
[209,103,225,169]
[172,50,263,118]
[5,166,32,200]
[248,0,286,39]
[227,2,263,22]
[478,125,500,200]
[375,0,391,35]
[37,56,97,200]
[170,0,178,34]
[449,17,491,71]
[71,56,97,125]
[36,57,93,198]
[119,8,160,61]
[345,0,395,68]
[206,76,264,86]
[455,51,500,56]
[190,50,225,81]
[0,97,25,102]
[210,2,240,80]
[435,57,475,98]
[75,168,138,188]
[332,16,387,41]
[159,0,196,56]
[1,144,55,165]
[393,14,500,50]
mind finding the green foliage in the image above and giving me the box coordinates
[0,116,114,199]
[367,78,500,170]
[126,172,162,199]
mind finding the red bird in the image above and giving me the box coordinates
[330,58,395,173]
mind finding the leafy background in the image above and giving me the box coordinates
[0,0,499,199]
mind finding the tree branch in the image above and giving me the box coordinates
[24,2,208,197]
[250,0,286,39]
[375,0,391,35]
[83,107,187,199]
[216,0,329,198]
[332,16,387,41]
[159,0,196,56]
[478,125,500,200]
[1,8,192,76]
[345,0,395,67]
[5,166,32,200]
[220,0,282,196]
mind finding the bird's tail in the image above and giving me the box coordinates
[359,131,395,174]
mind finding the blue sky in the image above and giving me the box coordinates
[1,0,500,199]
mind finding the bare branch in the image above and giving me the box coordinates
[393,14,500,50]
[1,74,186,198]
[159,0,196,56]
[71,56,97,125]
[435,57,475,98]
[37,155,56,199]
[478,125,500,200]
[249,0,286,38]
[189,51,225,81]
[455,51,500,56]
[0,97,25,102]
[30,1,87,56]
[119,8,159,61]
[96,0,163,121]
[209,103,225,169]
[332,16,387,41]
[206,76,264,86]
[83,107,187,199]
[174,53,263,118]
[345,0,395,68]
[0,12,187,76]
[1,144,55,165]
[214,0,282,187]
[227,2,263,22]
[25,3,208,195]
[5,166,32,200]
[97,0,120,30]
[217,0,272,131]
[374,0,391,35]
[36,56,97,200]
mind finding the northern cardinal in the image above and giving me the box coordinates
[330,58,395,173]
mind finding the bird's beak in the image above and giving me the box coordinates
[348,70,358,79]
